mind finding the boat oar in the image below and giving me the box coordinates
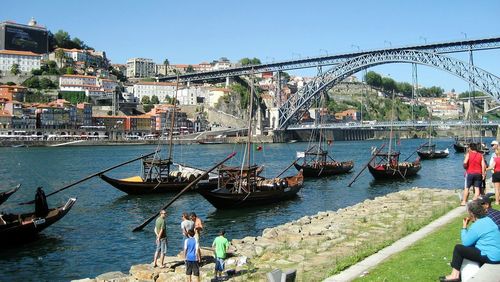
[347,143,386,187]
[275,158,300,178]
[19,152,157,205]
[132,152,237,232]
[403,141,428,162]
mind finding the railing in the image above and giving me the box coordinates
[287,120,500,130]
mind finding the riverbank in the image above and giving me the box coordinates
[78,188,459,282]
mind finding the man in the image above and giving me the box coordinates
[181,212,194,238]
[190,212,203,241]
[152,210,167,268]
[184,229,201,282]
[478,194,500,228]
[212,230,230,280]
[462,143,486,205]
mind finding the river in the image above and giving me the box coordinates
[0,138,483,281]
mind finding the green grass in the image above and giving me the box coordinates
[355,203,499,281]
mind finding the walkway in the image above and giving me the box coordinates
[324,205,466,282]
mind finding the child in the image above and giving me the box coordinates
[184,229,201,282]
[212,230,230,280]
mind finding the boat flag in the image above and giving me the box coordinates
[327,139,333,146]
[296,151,305,158]
[255,144,263,151]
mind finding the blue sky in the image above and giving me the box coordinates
[2,0,500,93]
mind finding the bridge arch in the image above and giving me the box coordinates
[278,50,500,129]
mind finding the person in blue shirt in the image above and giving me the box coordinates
[440,200,500,282]
[184,229,201,282]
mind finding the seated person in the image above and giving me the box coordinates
[478,194,500,228]
[439,200,500,282]
[35,187,49,217]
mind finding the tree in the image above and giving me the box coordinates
[22,77,40,88]
[10,64,20,75]
[143,104,154,113]
[381,77,396,93]
[141,96,151,104]
[186,65,195,73]
[151,95,160,104]
[40,78,55,89]
[5,81,16,86]
[163,58,170,75]
[65,67,75,74]
[54,30,71,48]
[55,48,66,67]
[364,71,382,88]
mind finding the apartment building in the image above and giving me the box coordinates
[126,58,155,78]
[0,50,42,73]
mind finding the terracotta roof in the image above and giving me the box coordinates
[135,81,177,86]
[0,50,42,56]
[0,110,12,117]
[61,74,98,79]
[0,85,27,89]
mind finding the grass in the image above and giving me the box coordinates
[355,203,499,281]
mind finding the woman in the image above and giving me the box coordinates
[487,147,500,205]
[439,200,500,282]
[462,143,486,206]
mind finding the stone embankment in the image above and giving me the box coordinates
[77,188,458,282]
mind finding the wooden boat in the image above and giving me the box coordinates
[196,70,303,209]
[198,139,224,145]
[0,198,76,242]
[453,138,489,154]
[367,151,421,180]
[294,149,354,177]
[99,160,218,195]
[197,166,303,209]
[0,185,21,206]
[417,144,449,159]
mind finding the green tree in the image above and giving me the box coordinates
[31,69,43,75]
[143,104,154,112]
[10,64,20,75]
[396,82,413,97]
[40,78,55,89]
[65,67,75,74]
[364,71,382,88]
[151,95,160,104]
[141,96,151,104]
[381,77,396,93]
[55,48,66,67]
[54,30,71,48]
[186,65,195,73]
[59,91,88,104]
[22,76,40,88]
[230,83,250,109]
[5,81,16,86]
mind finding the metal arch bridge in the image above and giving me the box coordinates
[278,49,500,129]
[158,36,500,83]
[287,119,500,130]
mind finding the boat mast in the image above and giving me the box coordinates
[246,68,255,168]
[387,90,395,163]
[168,75,180,162]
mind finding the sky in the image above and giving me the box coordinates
[2,0,500,93]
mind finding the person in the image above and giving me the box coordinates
[462,143,486,205]
[184,229,201,282]
[487,144,500,205]
[181,212,194,239]
[190,212,203,241]
[439,200,500,282]
[478,194,500,228]
[34,187,49,217]
[212,230,230,280]
[152,210,167,268]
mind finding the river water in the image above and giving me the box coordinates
[0,138,482,281]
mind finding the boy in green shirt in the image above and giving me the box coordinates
[212,230,230,280]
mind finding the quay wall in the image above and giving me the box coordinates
[80,188,459,282]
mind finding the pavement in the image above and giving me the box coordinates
[324,205,466,282]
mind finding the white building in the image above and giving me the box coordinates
[126,58,155,78]
[0,50,42,73]
[59,74,117,99]
[207,88,231,107]
[132,81,177,102]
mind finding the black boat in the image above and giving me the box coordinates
[197,165,304,209]
[453,138,489,154]
[367,151,421,180]
[294,149,354,177]
[0,198,77,242]
[417,144,450,159]
[196,70,304,209]
[0,185,21,206]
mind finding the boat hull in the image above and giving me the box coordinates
[0,185,21,206]
[368,163,421,180]
[197,171,304,209]
[294,161,353,177]
[417,150,449,159]
[99,174,217,195]
[0,198,76,242]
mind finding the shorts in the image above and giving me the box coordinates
[186,261,200,276]
[493,172,500,183]
[215,257,225,272]
[466,173,482,189]
[155,238,167,255]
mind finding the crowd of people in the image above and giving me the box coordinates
[440,140,500,282]
[152,210,230,282]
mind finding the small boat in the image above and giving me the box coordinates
[11,144,28,148]
[417,145,449,159]
[294,149,353,177]
[0,198,77,242]
[367,151,421,180]
[453,138,489,154]
[197,166,303,209]
[198,139,224,145]
[0,185,21,206]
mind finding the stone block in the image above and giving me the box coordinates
[95,271,129,282]
[129,264,158,281]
